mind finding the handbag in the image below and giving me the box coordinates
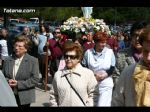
[65,75,86,106]
[142,81,150,106]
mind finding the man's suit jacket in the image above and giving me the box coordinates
[2,53,40,105]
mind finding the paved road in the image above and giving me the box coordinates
[31,74,53,107]
[31,85,51,107]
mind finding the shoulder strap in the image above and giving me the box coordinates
[65,75,86,106]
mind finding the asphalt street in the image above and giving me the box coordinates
[31,73,53,107]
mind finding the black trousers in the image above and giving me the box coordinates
[49,59,58,78]
[15,95,30,107]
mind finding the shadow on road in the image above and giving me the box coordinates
[43,102,50,107]
[36,74,53,91]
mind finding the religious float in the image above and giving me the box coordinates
[60,7,111,39]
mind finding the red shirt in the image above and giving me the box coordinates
[48,35,67,60]
[83,42,95,51]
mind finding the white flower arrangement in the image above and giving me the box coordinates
[60,16,110,35]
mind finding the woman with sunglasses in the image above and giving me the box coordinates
[48,27,68,78]
[112,20,150,85]
[49,40,99,106]
[111,25,150,107]
[82,31,116,106]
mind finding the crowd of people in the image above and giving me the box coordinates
[0,20,150,107]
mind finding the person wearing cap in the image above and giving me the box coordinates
[82,31,116,106]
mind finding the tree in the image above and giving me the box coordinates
[1,7,150,25]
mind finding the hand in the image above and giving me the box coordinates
[95,70,108,81]
[114,47,118,51]
[8,79,17,87]
[45,42,49,46]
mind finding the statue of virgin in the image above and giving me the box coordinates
[81,7,93,19]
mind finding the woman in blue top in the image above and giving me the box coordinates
[82,31,116,106]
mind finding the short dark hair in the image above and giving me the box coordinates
[139,25,150,45]
[93,31,108,42]
[53,27,61,35]
[39,24,49,33]
[130,20,150,36]
[63,40,83,61]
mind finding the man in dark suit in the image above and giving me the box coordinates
[2,35,40,107]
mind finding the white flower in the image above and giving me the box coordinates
[94,26,100,31]
[74,28,80,33]
[61,16,110,35]
[81,27,86,32]
[60,25,66,31]
[64,26,70,30]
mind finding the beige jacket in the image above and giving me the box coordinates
[49,63,99,107]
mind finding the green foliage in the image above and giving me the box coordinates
[1,7,150,25]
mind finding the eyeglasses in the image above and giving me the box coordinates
[132,35,140,39]
[64,54,78,60]
[54,32,61,34]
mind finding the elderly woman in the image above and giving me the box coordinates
[49,40,99,107]
[113,21,150,84]
[82,31,116,106]
[2,35,40,107]
[111,25,150,106]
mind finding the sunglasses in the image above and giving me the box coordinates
[64,54,78,60]
[54,32,61,34]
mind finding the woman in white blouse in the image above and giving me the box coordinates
[82,31,116,106]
